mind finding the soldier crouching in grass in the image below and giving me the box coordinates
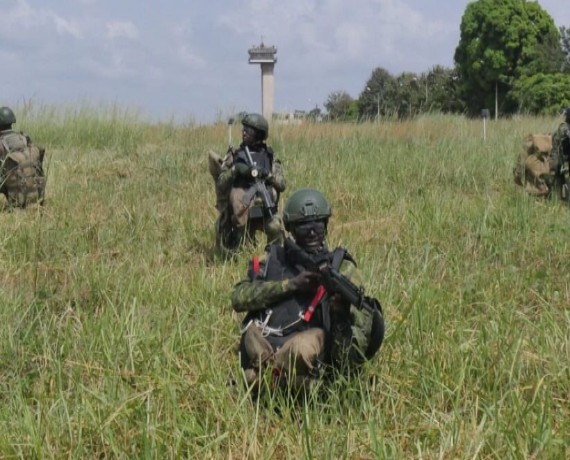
[0,106,46,209]
[231,188,385,395]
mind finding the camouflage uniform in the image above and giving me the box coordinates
[232,239,382,390]
[212,141,286,250]
[551,120,570,176]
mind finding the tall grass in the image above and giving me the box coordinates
[0,107,568,458]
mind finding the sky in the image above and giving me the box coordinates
[1,0,568,124]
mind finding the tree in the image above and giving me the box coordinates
[511,73,570,114]
[454,0,563,117]
[423,66,464,114]
[561,26,570,73]
[324,91,357,121]
[393,72,423,119]
[308,105,322,121]
[358,66,464,120]
[358,67,393,120]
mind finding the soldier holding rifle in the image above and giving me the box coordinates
[231,188,385,393]
[209,113,285,251]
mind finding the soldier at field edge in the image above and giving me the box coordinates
[0,106,46,208]
[550,107,570,179]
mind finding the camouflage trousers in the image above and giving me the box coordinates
[242,325,324,390]
[229,187,283,245]
[524,154,551,197]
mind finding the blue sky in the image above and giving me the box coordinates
[1,0,568,124]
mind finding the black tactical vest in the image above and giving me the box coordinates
[248,244,324,336]
[233,144,274,188]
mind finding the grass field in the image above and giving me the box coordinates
[0,107,568,458]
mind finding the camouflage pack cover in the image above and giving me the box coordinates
[523,134,552,156]
[207,149,234,211]
[0,132,46,207]
[513,134,552,196]
[207,149,236,249]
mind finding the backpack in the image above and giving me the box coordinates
[0,132,46,207]
[513,134,552,186]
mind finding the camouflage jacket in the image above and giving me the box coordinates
[232,243,379,367]
[551,122,570,172]
[217,142,286,195]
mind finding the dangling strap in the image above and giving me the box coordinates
[252,256,260,275]
[303,285,326,322]
[331,247,347,271]
[302,247,346,323]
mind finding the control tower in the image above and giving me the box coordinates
[248,42,277,120]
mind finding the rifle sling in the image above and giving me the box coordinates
[331,248,346,271]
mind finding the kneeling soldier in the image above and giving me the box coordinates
[231,188,385,392]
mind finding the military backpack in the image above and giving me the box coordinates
[513,133,552,187]
[0,132,46,207]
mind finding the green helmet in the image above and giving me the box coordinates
[283,188,332,231]
[0,107,16,126]
[242,113,268,140]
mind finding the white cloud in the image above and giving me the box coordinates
[50,13,83,39]
[177,44,206,69]
[84,52,133,79]
[0,1,83,39]
[0,0,37,29]
[333,23,370,59]
[106,21,139,40]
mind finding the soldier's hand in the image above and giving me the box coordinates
[235,163,252,177]
[257,167,270,179]
[264,172,275,185]
[288,271,321,292]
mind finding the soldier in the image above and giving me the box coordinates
[209,113,285,252]
[0,106,46,208]
[550,107,570,198]
[231,188,385,392]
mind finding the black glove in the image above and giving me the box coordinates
[265,173,275,185]
[287,271,321,293]
[257,167,270,179]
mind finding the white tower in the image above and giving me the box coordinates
[248,42,277,120]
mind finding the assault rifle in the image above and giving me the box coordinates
[241,145,276,218]
[285,239,376,314]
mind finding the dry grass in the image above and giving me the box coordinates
[0,109,568,458]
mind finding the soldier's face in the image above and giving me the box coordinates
[242,125,257,145]
[292,220,327,253]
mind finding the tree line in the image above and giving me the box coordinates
[322,0,570,121]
